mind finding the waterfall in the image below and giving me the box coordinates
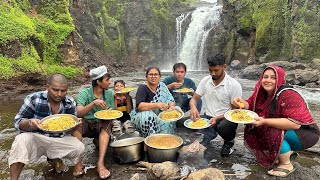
[177,0,222,70]
[176,13,191,58]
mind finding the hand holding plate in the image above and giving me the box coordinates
[30,118,42,130]
[77,118,83,124]
[252,116,265,127]
[186,88,194,95]
[209,117,217,126]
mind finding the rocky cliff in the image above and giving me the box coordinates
[0,0,194,79]
[222,0,320,65]
[70,0,194,74]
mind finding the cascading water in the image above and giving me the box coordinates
[176,13,191,58]
[177,0,222,70]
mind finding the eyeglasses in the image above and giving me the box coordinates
[147,73,160,77]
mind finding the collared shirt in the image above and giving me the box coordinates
[14,91,76,137]
[196,73,242,117]
[76,86,115,120]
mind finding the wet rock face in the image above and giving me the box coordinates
[223,0,320,64]
[69,0,190,72]
[0,41,22,58]
[239,61,320,87]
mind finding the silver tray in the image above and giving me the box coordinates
[40,114,80,133]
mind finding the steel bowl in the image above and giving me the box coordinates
[110,137,144,163]
[144,134,183,163]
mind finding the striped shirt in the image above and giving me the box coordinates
[14,91,76,137]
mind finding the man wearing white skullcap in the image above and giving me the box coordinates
[90,65,108,80]
[76,65,114,179]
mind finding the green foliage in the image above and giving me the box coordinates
[148,0,195,34]
[0,55,15,79]
[93,0,127,59]
[230,0,320,61]
[36,0,73,26]
[0,0,78,79]
[295,20,320,59]
[0,47,41,79]
[42,64,83,78]
[0,3,35,43]
[30,0,74,64]
[0,46,82,79]
[32,17,74,64]
[16,0,30,12]
[231,0,292,59]
[239,16,253,29]
[149,0,171,22]
[293,1,320,60]
[14,47,41,73]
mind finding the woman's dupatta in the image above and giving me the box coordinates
[244,66,286,168]
[244,65,315,168]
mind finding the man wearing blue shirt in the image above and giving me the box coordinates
[163,63,202,112]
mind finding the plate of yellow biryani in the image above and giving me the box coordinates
[184,118,210,129]
[224,109,258,124]
[158,109,184,122]
[115,87,137,94]
[40,114,80,133]
[173,88,193,93]
[94,109,123,120]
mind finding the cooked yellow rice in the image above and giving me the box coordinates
[189,119,207,128]
[147,135,181,149]
[95,110,122,119]
[118,87,137,93]
[41,116,76,131]
[230,110,253,122]
[160,110,181,121]
[176,88,192,93]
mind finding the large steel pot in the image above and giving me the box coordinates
[118,131,141,140]
[144,134,183,163]
[110,137,144,163]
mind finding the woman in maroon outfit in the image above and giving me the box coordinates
[233,65,319,177]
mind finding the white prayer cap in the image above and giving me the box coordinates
[89,65,108,80]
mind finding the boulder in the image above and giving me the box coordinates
[311,59,320,70]
[265,61,308,71]
[239,64,265,80]
[187,168,225,180]
[230,60,242,69]
[137,161,180,180]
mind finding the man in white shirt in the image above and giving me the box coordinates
[189,53,242,157]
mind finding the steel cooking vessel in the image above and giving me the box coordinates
[110,137,144,163]
[144,134,183,163]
